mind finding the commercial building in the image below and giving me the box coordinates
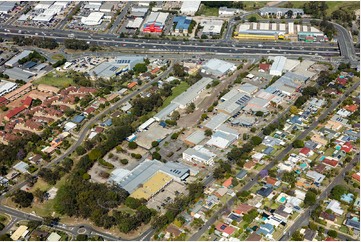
[206,130,237,149]
[129,6,148,18]
[238,83,259,95]
[126,17,143,29]
[243,97,269,113]
[143,12,169,33]
[270,56,287,76]
[298,31,327,42]
[183,145,216,166]
[173,16,192,34]
[130,171,173,200]
[0,80,17,97]
[219,7,240,17]
[84,1,102,11]
[200,19,224,36]
[89,56,144,79]
[81,12,104,26]
[99,2,115,13]
[184,130,206,146]
[5,50,33,67]
[0,1,15,14]
[114,159,190,193]
[3,67,35,82]
[180,1,201,16]
[217,92,251,116]
[201,59,236,77]
[172,77,213,108]
[259,7,304,18]
[204,113,230,130]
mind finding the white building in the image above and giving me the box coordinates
[219,7,240,17]
[201,58,236,77]
[183,145,216,166]
[200,19,224,36]
[0,80,17,97]
[81,12,104,26]
[270,56,287,76]
[180,1,201,16]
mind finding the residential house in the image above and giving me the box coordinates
[233,204,254,216]
[319,211,336,224]
[299,147,314,157]
[223,177,233,188]
[326,200,344,216]
[215,223,236,238]
[235,169,247,180]
[257,186,273,198]
[306,170,325,186]
[304,228,317,241]
[246,232,262,241]
[323,157,339,168]
[256,223,274,237]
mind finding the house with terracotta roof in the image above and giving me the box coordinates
[319,211,336,224]
[233,204,254,216]
[215,223,235,237]
[222,177,233,188]
[22,96,32,108]
[352,172,360,182]
[341,142,353,153]
[0,96,9,106]
[259,63,270,72]
[246,232,262,241]
[322,158,338,168]
[4,105,27,121]
[84,107,96,116]
[37,84,60,94]
[299,147,314,157]
[77,87,97,94]
[151,67,161,74]
[325,120,343,131]
[244,161,256,170]
[314,164,327,174]
[344,104,358,113]
[311,133,328,147]
[265,177,280,187]
[165,224,182,239]
[24,120,42,131]
[127,82,137,89]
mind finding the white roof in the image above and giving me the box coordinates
[202,58,235,76]
[270,56,287,75]
[47,232,61,241]
[109,168,131,184]
[326,200,344,215]
[126,17,143,28]
[13,161,29,173]
[64,122,77,131]
[138,118,156,131]
[81,12,104,26]
[33,12,55,22]
[201,19,224,35]
[180,1,201,14]
[0,80,17,95]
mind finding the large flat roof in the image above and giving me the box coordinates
[202,59,235,76]
[204,113,230,130]
[5,50,32,67]
[130,171,172,200]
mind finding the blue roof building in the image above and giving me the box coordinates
[236,169,247,180]
[256,223,274,236]
[72,115,85,123]
[101,119,113,127]
[173,16,192,34]
[341,193,354,203]
[345,218,360,231]
[263,146,274,155]
[289,115,303,125]
[23,61,37,69]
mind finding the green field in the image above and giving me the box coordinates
[51,54,65,61]
[159,81,190,109]
[34,71,74,88]
[279,1,359,15]
[196,5,219,16]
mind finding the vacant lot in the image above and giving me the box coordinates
[160,81,189,109]
[279,1,359,15]
[196,5,219,16]
[34,71,74,88]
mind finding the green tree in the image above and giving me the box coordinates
[255,111,264,117]
[128,142,138,149]
[304,190,317,207]
[133,63,147,73]
[330,185,348,200]
[88,148,102,161]
[186,103,196,113]
[152,152,161,160]
[327,230,338,238]
[251,136,263,145]
[76,145,86,155]
[151,141,159,147]
[205,129,213,137]
[12,190,34,207]
[248,16,258,22]
[292,139,304,148]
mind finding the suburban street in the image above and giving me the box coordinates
[188,80,360,241]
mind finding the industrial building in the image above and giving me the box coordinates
[270,56,287,76]
[172,77,213,108]
[5,50,33,67]
[0,80,17,97]
[0,1,15,14]
[173,16,192,34]
[180,1,201,16]
[219,7,241,17]
[243,97,270,114]
[200,19,224,36]
[81,12,105,26]
[183,145,216,166]
[154,102,178,121]
[206,129,237,149]
[126,17,144,29]
[258,7,304,18]
[184,130,206,146]
[129,6,148,18]
[112,159,190,193]
[204,113,230,130]
[143,12,169,33]
[217,92,251,116]
[89,56,144,79]
[130,171,173,200]
[201,59,236,77]
[3,67,35,82]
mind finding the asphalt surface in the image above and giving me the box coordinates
[188,80,360,241]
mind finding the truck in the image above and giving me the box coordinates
[68,33,75,38]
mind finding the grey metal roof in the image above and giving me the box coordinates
[154,102,178,121]
[3,67,34,81]
[172,77,213,107]
[238,83,258,94]
[202,59,235,76]
[5,50,32,67]
[89,56,143,78]
[217,92,251,116]
[185,130,206,145]
[204,113,230,130]
[0,2,15,13]
[259,7,304,15]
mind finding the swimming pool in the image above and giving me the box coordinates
[279,197,286,203]
[319,156,326,161]
[335,145,341,150]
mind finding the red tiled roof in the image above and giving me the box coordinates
[337,78,347,86]
[323,158,338,167]
[215,223,235,235]
[266,177,278,185]
[5,105,26,120]
[325,237,337,241]
[234,204,253,215]
[259,63,270,71]
[244,161,256,169]
[223,177,233,188]
[314,164,326,174]
[127,82,137,89]
[0,96,8,104]
[85,107,96,114]
[78,87,97,94]
[300,147,311,155]
[151,67,160,74]
[341,142,353,153]
[352,173,360,182]
[319,211,336,221]
[344,104,358,112]
[22,96,32,108]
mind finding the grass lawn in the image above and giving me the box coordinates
[196,5,219,16]
[159,81,189,109]
[0,213,10,225]
[34,71,74,88]
[243,2,268,11]
[246,13,264,21]
[51,54,65,61]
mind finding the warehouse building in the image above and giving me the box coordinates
[200,19,224,36]
[154,102,178,121]
[219,7,240,17]
[183,145,216,166]
[81,12,104,26]
[5,50,33,67]
[126,17,143,29]
[180,1,201,16]
[184,130,206,146]
[99,2,115,13]
[129,6,148,18]
[217,92,251,116]
[204,112,230,130]
[0,80,17,97]
[238,83,259,95]
[89,56,144,79]
[270,56,287,76]
[259,7,304,18]
[173,16,192,34]
[172,77,213,108]
[84,1,102,11]
[114,159,190,193]
[201,59,236,77]
[0,1,15,14]
[3,68,35,82]
[243,97,270,114]
[143,12,169,33]
[206,130,237,149]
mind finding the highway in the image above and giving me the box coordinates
[188,80,360,241]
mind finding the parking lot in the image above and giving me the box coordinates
[147,181,187,212]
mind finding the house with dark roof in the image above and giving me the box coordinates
[345,218,360,231]
[263,146,274,155]
[257,186,273,197]
[304,228,317,241]
[304,140,318,150]
[246,232,262,241]
[256,223,274,237]
[236,169,247,180]
[319,211,336,222]
[314,164,327,174]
